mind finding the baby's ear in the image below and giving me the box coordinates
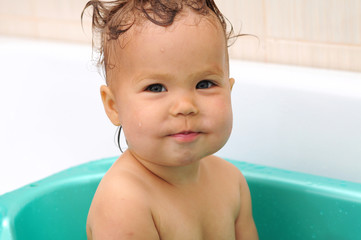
[100,85,121,126]
[229,78,235,90]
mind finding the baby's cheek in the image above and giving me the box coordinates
[212,96,232,117]
[126,113,156,140]
[213,98,233,134]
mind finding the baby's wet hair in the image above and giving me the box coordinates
[81,0,239,79]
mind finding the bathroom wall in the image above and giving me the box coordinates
[0,0,92,42]
[0,0,360,72]
[216,0,361,72]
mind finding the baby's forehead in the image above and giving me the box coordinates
[112,10,226,54]
[104,8,229,84]
[130,8,223,38]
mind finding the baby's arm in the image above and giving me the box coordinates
[235,174,259,240]
[87,174,160,240]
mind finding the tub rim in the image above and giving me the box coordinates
[1,156,361,239]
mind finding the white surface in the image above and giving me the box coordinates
[1,36,361,194]
[0,37,119,194]
[218,60,361,183]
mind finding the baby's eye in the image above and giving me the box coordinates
[145,84,167,92]
[196,80,215,89]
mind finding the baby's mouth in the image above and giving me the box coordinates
[169,131,201,142]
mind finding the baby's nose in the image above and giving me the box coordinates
[169,94,199,117]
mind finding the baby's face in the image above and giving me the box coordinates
[102,11,234,166]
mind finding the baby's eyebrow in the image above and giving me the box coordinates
[190,67,226,79]
[133,66,225,84]
[133,73,174,84]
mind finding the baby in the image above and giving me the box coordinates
[82,0,258,239]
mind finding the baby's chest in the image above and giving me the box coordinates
[152,197,237,240]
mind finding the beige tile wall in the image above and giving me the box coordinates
[0,0,92,42]
[216,0,361,72]
[0,0,360,72]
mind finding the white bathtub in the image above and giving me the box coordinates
[1,36,361,194]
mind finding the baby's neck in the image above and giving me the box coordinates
[126,150,204,187]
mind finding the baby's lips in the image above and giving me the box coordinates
[169,131,201,142]
[170,130,199,136]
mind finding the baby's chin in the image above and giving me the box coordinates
[126,147,200,167]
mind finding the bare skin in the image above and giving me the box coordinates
[86,9,258,240]
[87,151,257,239]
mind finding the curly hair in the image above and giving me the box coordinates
[81,0,237,79]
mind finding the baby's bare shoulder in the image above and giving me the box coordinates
[87,158,159,239]
[205,155,244,180]
[96,165,149,203]
[204,157,258,239]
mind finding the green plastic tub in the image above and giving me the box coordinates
[1,157,361,240]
